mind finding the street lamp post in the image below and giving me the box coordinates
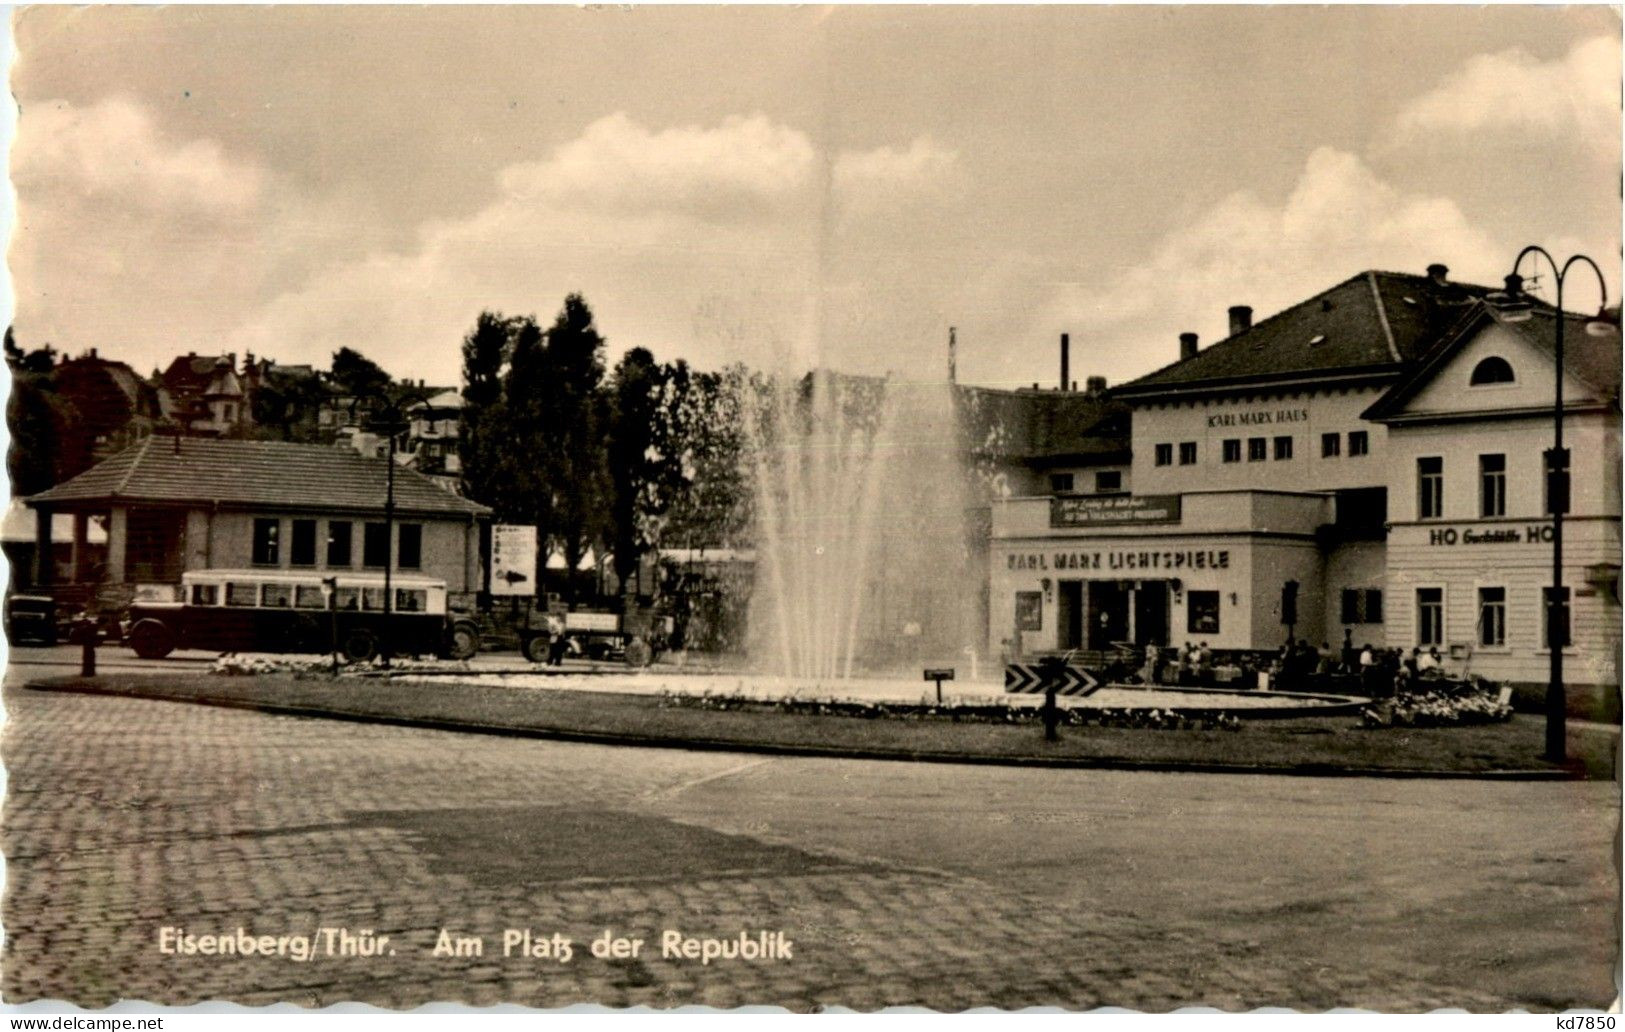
[350,386,432,669]
[1490,246,1611,764]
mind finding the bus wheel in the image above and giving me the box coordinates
[127,620,176,660]
[625,638,652,668]
[341,628,379,664]
[447,621,480,660]
[522,634,551,664]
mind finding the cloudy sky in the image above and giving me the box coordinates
[9,6,1621,390]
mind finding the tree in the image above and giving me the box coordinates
[535,295,611,599]
[606,348,692,594]
[250,370,326,442]
[6,335,78,495]
[458,310,518,516]
[503,315,554,585]
[329,347,392,398]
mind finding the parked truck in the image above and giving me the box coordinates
[516,601,671,666]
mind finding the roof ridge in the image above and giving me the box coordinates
[113,436,151,497]
[1119,269,1375,391]
[1367,271,1402,362]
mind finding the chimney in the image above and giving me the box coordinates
[1085,375,1107,395]
[1427,263,1449,286]
[1228,305,1253,337]
[1059,333,1070,392]
[1179,332,1199,361]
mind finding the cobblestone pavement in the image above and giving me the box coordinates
[2,685,1613,1011]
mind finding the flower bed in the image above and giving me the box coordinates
[209,653,471,677]
[657,690,1246,730]
[1360,681,1514,729]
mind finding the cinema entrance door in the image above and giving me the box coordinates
[1074,580,1170,651]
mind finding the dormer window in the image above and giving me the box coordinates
[1469,356,1515,386]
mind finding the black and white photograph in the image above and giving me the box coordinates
[2,5,1620,1013]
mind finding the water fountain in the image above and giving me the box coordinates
[743,369,983,680]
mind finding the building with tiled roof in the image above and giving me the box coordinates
[24,437,490,605]
[989,263,1619,710]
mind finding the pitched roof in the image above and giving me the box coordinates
[961,385,1129,464]
[1364,302,1622,420]
[27,437,490,517]
[1116,270,1497,397]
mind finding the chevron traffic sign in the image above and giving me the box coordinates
[1003,663,1100,697]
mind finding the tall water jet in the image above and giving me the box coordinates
[744,370,981,679]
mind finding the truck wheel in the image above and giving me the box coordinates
[625,638,652,668]
[127,620,176,660]
[522,634,551,664]
[447,621,480,660]
[341,628,379,664]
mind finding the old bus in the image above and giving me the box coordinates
[123,569,481,662]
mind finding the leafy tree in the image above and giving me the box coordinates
[503,315,554,584]
[535,295,611,599]
[6,343,78,495]
[458,310,518,516]
[249,370,326,442]
[606,348,692,594]
[329,347,392,398]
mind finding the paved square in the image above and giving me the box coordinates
[2,683,1615,1010]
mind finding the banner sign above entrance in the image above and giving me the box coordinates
[1051,494,1182,528]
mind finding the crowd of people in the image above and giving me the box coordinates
[1140,632,1452,697]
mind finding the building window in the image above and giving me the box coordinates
[1543,586,1571,649]
[1247,437,1267,462]
[1049,473,1075,495]
[1340,588,1383,625]
[1479,454,1506,518]
[1321,432,1341,458]
[1178,442,1198,465]
[1417,456,1443,519]
[1348,431,1369,457]
[1477,587,1506,646]
[1094,470,1122,494]
[1154,443,1173,467]
[363,523,390,568]
[252,518,280,566]
[1187,591,1220,634]
[1416,587,1444,647]
[398,524,423,570]
[1469,356,1515,386]
[1273,436,1293,460]
[290,519,317,567]
[326,521,353,567]
[1222,439,1241,463]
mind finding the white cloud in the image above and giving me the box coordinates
[1390,35,1621,154]
[12,95,262,213]
[226,115,964,380]
[832,136,964,214]
[1028,147,1505,385]
[497,112,818,222]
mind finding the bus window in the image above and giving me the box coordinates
[395,588,427,613]
[294,585,327,609]
[334,587,360,611]
[262,583,292,608]
[362,587,386,612]
[226,582,258,607]
[191,583,219,606]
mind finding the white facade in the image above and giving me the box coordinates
[1377,319,1622,690]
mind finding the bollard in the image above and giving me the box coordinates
[76,618,97,677]
[1042,684,1060,742]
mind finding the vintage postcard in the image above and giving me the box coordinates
[2,5,1620,1014]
